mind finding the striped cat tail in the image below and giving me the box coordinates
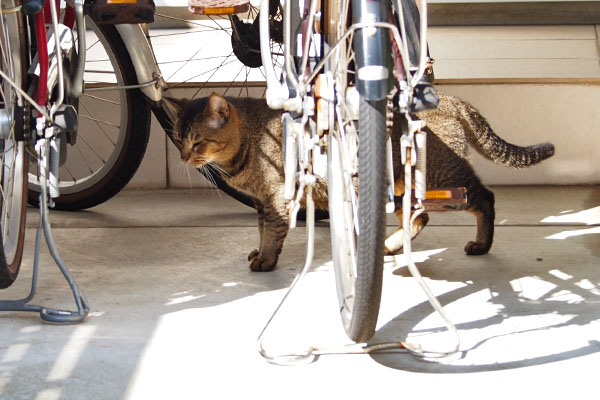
[461,100,555,169]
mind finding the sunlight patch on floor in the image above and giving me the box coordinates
[545,226,600,240]
[46,325,97,382]
[541,206,600,225]
[387,248,448,269]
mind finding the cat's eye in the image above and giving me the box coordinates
[192,142,204,152]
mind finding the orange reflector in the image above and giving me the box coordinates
[188,0,249,15]
[426,190,452,200]
[201,5,245,14]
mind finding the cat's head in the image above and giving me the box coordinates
[163,93,239,168]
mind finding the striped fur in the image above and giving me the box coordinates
[386,94,555,256]
[166,92,555,271]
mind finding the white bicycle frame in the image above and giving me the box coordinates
[256,0,461,363]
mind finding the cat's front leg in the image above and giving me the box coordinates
[248,198,289,272]
[385,211,429,255]
[248,201,265,266]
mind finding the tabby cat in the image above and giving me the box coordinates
[163,92,554,271]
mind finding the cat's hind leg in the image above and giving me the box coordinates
[465,187,495,255]
[384,211,429,255]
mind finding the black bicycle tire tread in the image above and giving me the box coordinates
[348,97,387,342]
[0,1,28,288]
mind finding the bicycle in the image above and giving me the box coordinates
[0,0,454,349]
[24,2,285,211]
[256,0,460,357]
[0,0,285,318]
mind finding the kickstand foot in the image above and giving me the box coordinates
[0,194,89,324]
[0,137,88,324]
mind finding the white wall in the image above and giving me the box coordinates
[126,24,600,189]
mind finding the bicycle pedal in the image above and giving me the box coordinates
[188,0,249,15]
[395,187,467,212]
[84,0,156,24]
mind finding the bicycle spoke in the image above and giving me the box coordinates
[78,114,119,130]
[60,161,76,183]
[152,13,232,34]
[83,93,120,106]
[79,99,119,140]
[237,67,251,97]
[190,53,237,98]
[222,63,248,96]
[207,15,232,38]
[73,132,108,168]
[165,45,214,82]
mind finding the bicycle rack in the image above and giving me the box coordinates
[0,137,89,324]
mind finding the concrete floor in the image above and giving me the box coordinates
[0,185,599,400]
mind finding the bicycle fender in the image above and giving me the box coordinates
[115,24,165,102]
[351,0,393,101]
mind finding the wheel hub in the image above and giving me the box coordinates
[230,15,283,68]
[0,108,12,140]
[231,16,263,68]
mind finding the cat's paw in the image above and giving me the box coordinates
[248,250,278,272]
[384,244,403,256]
[384,230,404,255]
[464,241,490,255]
[248,249,259,261]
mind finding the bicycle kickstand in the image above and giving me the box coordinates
[0,126,89,324]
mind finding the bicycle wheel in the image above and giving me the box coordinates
[27,17,151,211]
[0,0,28,288]
[150,6,314,215]
[327,1,388,341]
[28,7,283,210]
[153,5,284,97]
[328,97,387,342]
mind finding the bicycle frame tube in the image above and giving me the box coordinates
[34,11,48,106]
[260,0,288,109]
[351,0,393,101]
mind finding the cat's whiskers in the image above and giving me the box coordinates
[197,164,223,198]
[164,120,175,130]
[207,162,231,179]
[184,163,194,192]
[173,161,194,193]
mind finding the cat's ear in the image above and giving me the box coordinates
[162,96,185,118]
[206,93,230,129]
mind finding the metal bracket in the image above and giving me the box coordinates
[0,136,89,324]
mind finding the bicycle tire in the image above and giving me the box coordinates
[329,94,387,342]
[353,97,387,341]
[27,19,151,211]
[0,0,28,288]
